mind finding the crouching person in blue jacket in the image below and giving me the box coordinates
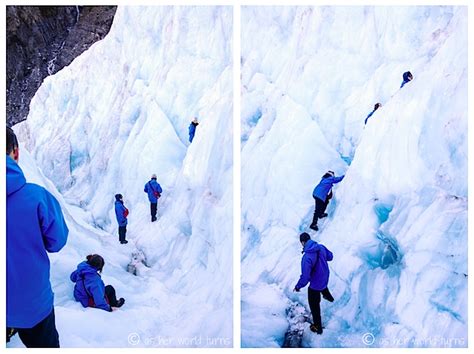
[70,254,125,311]
[6,127,68,348]
[294,233,334,335]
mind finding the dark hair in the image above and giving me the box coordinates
[115,194,123,201]
[300,232,311,243]
[6,126,18,155]
[86,254,105,273]
[374,103,382,110]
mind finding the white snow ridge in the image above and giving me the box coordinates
[241,6,467,348]
[12,6,232,348]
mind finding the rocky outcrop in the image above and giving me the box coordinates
[6,6,117,127]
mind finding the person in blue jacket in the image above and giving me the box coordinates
[293,233,334,335]
[188,117,199,143]
[6,126,68,348]
[114,194,129,244]
[400,71,413,88]
[309,171,344,231]
[144,174,162,222]
[70,254,125,311]
[364,102,382,125]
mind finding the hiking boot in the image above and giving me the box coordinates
[151,216,157,222]
[319,213,328,218]
[116,298,125,308]
[309,223,319,231]
[121,240,128,244]
[310,323,323,335]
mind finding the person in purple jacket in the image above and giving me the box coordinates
[70,254,125,312]
[293,233,334,335]
[309,171,344,231]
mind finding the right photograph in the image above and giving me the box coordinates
[241,6,467,349]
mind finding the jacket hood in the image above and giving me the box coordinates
[303,239,323,254]
[6,155,26,197]
[71,261,99,282]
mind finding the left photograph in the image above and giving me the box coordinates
[6,6,233,348]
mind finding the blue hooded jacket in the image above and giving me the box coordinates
[295,240,333,291]
[114,200,128,227]
[400,71,412,88]
[70,261,111,312]
[189,122,198,142]
[144,179,163,203]
[313,175,344,201]
[6,155,68,328]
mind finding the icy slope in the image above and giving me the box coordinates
[241,6,467,348]
[12,6,232,347]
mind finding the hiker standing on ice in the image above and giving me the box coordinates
[309,171,344,231]
[114,194,129,244]
[70,254,125,311]
[188,117,199,143]
[400,71,413,88]
[144,174,162,222]
[364,103,382,125]
[293,233,334,335]
[6,126,68,348]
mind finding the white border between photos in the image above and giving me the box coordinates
[1,0,473,353]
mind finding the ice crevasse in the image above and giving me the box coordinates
[241,6,467,348]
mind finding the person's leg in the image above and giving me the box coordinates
[310,197,319,228]
[308,288,322,332]
[17,308,60,348]
[321,193,331,218]
[321,287,334,302]
[105,285,118,307]
[118,226,125,243]
[151,202,157,221]
[315,197,326,218]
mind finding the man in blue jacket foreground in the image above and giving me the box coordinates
[309,171,344,231]
[294,233,334,335]
[6,126,69,347]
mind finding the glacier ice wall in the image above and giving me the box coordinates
[241,6,467,348]
[14,6,232,347]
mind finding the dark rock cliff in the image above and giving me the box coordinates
[6,6,117,127]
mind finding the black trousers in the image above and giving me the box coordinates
[14,308,60,348]
[150,202,157,219]
[311,191,332,226]
[118,226,127,242]
[311,197,326,226]
[308,287,333,329]
[105,285,119,307]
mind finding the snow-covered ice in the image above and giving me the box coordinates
[241,6,467,348]
[11,6,232,348]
